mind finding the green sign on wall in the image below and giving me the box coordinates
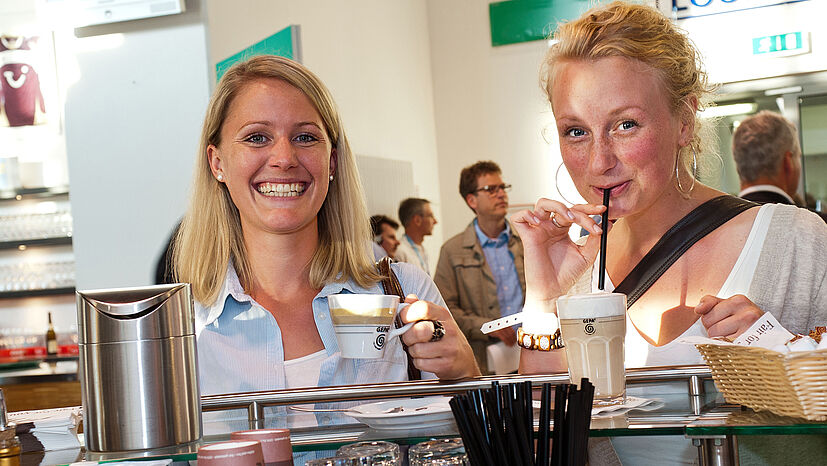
[215,25,301,81]
[489,0,591,47]
[752,32,806,56]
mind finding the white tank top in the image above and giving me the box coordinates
[592,204,776,367]
[283,349,327,428]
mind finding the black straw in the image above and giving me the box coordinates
[598,188,611,290]
[537,383,551,466]
[449,381,593,466]
[550,384,568,466]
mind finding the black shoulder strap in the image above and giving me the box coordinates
[614,195,758,308]
[376,256,422,381]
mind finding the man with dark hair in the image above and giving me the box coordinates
[370,214,400,259]
[395,198,437,274]
[434,161,525,373]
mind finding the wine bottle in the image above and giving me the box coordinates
[46,312,57,356]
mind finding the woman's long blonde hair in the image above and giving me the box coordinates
[174,55,380,305]
[541,1,717,189]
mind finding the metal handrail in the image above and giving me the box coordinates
[200,365,712,416]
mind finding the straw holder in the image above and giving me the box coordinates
[696,344,827,421]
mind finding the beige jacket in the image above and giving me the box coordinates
[434,221,526,372]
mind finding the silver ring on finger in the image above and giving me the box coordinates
[550,212,563,228]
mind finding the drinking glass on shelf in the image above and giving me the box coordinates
[408,438,468,466]
[336,440,400,466]
[304,455,363,466]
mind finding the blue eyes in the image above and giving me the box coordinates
[245,134,268,144]
[294,134,318,144]
[243,133,320,145]
[563,120,637,138]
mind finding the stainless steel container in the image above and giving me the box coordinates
[77,283,201,452]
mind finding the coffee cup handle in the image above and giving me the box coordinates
[387,321,416,340]
[388,317,439,341]
[389,303,424,340]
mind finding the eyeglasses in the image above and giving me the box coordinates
[474,183,512,195]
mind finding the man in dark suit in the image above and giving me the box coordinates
[732,110,827,222]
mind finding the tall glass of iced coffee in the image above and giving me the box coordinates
[557,292,626,405]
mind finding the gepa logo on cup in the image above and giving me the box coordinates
[376,325,390,332]
[374,333,386,350]
[582,318,596,335]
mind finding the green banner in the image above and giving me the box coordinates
[215,25,301,81]
[489,0,591,47]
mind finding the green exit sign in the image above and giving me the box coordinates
[752,32,810,57]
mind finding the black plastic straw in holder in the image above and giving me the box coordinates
[450,380,594,466]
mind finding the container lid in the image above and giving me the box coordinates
[77,283,194,344]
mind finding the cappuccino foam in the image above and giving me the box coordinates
[330,308,395,325]
[556,292,625,319]
[327,294,400,325]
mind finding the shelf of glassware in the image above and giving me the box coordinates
[0,186,75,299]
[0,186,69,201]
[0,191,73,249]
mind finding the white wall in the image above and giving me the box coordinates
[64,0,210,289]
[203,0,445,273]
[427,0,563,240]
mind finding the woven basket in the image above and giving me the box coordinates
[696,344,827,421]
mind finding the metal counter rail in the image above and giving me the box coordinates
[200,365,712,427]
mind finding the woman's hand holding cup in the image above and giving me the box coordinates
[398,294,481,379]
[511,198,607,301]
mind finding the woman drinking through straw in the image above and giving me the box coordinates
[514,2,827,464]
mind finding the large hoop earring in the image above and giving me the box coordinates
[554,162,577,205]
[676,146,697,195]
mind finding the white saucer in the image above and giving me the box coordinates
[345,396,455,430]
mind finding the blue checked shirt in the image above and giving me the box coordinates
[473,220,524,323]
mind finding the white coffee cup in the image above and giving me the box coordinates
[557,292,626,405]
[327,294,416,359]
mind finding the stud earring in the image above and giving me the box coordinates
[329,174,334,181]
[217,173,224,182]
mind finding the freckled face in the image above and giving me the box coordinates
[208,78,335,237]
[551,56,691,218]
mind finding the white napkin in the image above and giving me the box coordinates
[678,312,796,351]
[591,396,664,418]
[9,406,82,451]
[532,396,661,418]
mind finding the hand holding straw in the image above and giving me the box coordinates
[598,188,611,290]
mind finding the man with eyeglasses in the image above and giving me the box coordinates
[395,198,438,275]
[434,161,525,374]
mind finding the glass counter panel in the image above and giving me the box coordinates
[25,369,827,464]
